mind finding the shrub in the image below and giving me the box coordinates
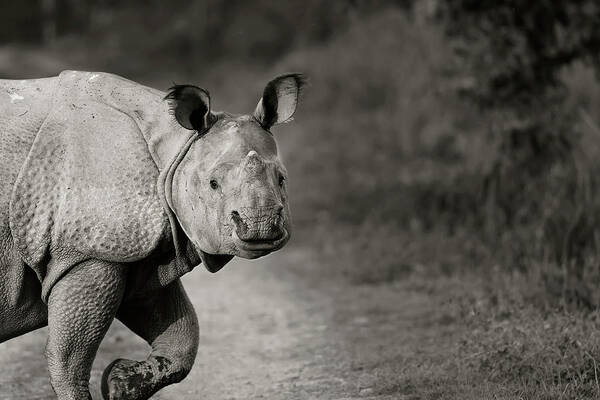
[436,1,600,304]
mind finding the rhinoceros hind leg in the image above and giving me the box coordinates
[102,279,199,400]
[46,260,127,400]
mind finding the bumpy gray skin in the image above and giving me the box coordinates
[0,71,304,399]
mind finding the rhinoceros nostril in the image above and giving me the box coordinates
[231,210,249,237]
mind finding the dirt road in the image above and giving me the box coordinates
[0,244,453,399]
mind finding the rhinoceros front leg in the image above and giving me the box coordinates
[46,260,127,400]
[101,279,199,400]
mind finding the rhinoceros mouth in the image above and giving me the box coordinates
[232,228,289,253]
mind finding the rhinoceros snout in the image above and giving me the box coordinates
[231,205,285,242]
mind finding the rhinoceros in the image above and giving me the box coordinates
[0,70,305,399]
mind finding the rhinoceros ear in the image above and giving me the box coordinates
[254,73,307,129]
[165,85,214,133]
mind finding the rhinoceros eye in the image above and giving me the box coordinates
[209,179,219,190]
[278,176,285,187]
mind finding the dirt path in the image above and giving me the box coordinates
[0,245,454,399]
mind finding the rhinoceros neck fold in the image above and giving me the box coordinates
[105,74,233,274]
[158,132,233,274]
[157,133,201,281]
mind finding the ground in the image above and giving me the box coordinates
[0,242,476,400]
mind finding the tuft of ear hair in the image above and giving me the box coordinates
[164,84,212,133]
[255,73,308,129]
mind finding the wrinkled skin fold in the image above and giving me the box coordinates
[0,70,305,399]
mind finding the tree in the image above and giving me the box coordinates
[438,1,600,304]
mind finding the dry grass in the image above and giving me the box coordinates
[443,274,600,399]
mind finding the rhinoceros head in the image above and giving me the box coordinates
[165,74,305,261]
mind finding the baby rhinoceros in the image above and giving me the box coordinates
[0,70,305,399]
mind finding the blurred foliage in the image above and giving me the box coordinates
[440,1,600,107]
[436,0,600,304]
[0,0,409,76]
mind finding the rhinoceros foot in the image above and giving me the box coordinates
[101,358,156,400]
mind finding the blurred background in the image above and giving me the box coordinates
[4,0,600,398]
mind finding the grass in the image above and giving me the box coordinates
[445,277,600,399]
[338,264,600,399]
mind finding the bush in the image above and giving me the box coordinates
[435,0,600,304]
